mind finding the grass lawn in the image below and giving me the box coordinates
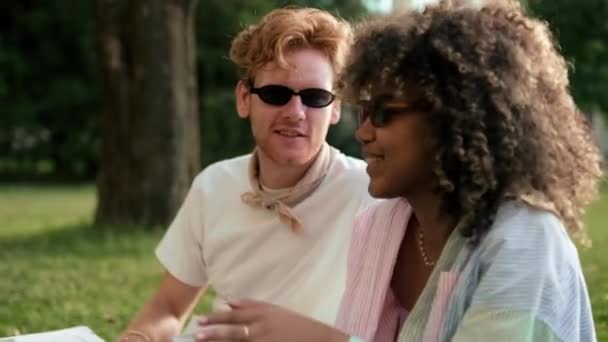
[581,190,608,341]
[0,184,607,340]
[0,185,211,340]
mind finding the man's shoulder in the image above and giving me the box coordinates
[328,150,368,182]
[192,154,251,189]
[205,154,251,172]
[335,151,367,169]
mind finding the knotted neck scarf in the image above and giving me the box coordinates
[240,143,337,233]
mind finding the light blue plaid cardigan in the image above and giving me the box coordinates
[350,201,596,341]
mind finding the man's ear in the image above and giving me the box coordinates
[330,99,341,125]
[235,80,250,118]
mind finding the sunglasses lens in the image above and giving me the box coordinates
[356,104,368,126]
[371,109,390,127]
[300,89,335,108]
[356,102,391,127]
[251,85,334,108]
[256,85,293,106]
[356,99,431,127]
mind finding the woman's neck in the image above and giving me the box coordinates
[405,190,457,250]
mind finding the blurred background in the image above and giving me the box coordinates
[1,0,606,340]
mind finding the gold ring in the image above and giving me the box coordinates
[243,325,250,339]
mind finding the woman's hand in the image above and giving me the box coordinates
[195,298,349,342]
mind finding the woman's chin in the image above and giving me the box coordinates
[368,182,389,199]
[368,178,405,199]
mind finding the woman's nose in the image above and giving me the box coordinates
[355,116,375,145]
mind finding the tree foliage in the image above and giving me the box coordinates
[3,0,605,180]
[527,0,608,113]
[0,2,98,179]
[1,1,365,179]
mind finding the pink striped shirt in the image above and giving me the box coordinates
[335,198,459,342]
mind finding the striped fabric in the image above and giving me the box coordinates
[336,199,597,342]
[421,271,459,341]
[335,199,411,341]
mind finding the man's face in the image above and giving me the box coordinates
[236,48,340,167]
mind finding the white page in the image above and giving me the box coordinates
[0,326,104,342]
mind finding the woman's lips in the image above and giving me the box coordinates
[364,152,384,175]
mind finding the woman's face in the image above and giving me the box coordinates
[355,92,436,199]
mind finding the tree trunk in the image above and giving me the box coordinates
[94,0,200,227]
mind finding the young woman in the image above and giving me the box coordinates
[196,1,601,341]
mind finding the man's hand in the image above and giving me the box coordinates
[116,272,204,342]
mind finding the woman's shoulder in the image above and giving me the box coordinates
[481,200,578,261]
[355,198,411,228]
[471,200,584,297]
[349,198,412,249]
[461,202,593,342]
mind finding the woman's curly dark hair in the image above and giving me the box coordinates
[339,0,603,245]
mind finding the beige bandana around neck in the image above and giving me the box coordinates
[240,143,337,233]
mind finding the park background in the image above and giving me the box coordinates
[1,0,607,340]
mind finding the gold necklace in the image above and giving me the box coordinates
[416,226,437,267]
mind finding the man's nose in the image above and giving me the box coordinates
[281,95,306,121]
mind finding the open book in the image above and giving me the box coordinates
[0,326,104,342]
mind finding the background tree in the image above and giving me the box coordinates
[0,2,98,179]
[527,0,608,114]
[3,0,605,226]
[95,0,200,226]
[0,1,366,227]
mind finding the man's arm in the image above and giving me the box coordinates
[118,271,206,342]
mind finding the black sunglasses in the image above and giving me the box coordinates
[356,99,431,127]
[248,84,335,108]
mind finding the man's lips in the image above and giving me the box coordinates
[274,129,306,137]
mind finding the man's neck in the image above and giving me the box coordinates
[257,151,318,189]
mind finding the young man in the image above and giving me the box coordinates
[118,7,373,342]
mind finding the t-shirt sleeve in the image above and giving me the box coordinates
[155,179,208,287]
[451,206,596,342]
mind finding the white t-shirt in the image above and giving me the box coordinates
[155,151,373,325]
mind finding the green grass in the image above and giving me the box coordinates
[0,185,211,340]
[581,192,608,342]
[0,184,607,341]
